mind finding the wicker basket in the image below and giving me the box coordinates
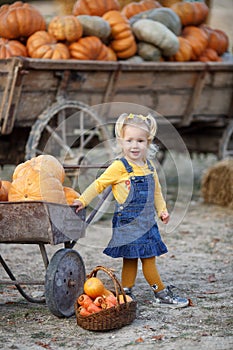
[75,266,137,331]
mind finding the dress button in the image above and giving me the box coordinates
[132,176,135,180]
[119,205,124,210]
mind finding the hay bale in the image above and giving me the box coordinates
[201,159,233,209]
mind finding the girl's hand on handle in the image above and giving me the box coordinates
[73,199,84,213]
[160,211,170,224]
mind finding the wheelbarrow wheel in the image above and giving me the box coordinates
[45,248,85,318]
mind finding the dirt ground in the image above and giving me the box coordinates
[0,152,233,350]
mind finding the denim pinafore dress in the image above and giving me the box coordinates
[103,158,168,259]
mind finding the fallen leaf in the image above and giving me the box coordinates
[152,334,164,341]
[35,341,52,349]
[208,273,217,283]
[188,298,195,306]
[135,337,144,343]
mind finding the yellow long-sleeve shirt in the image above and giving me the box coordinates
[78,159,167,218]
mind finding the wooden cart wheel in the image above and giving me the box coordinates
[218,121,233,159]
[45,248,85,318]
[25,100,114,221]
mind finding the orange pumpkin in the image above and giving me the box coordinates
[13,155,65,184]
[48,15,83,42]
[200,24,229,56]
[199,48,221,62]
[106,46,117,61]
[63,186,80,205]
[72,0,120,16]
[9,155,66,203]
[27,31,70,59]
[121,0,161,19]
[182,26,208,61]
[84,277,113,299]
[171,2,209,26]
[0,180,11,201]
[169,36,192,62]
[69,36,109,60]
[0,1,46,39]
[9,168,66,203]
[103,10,137,59]
[0,38,27,59]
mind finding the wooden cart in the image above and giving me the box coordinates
[0,57,233,170]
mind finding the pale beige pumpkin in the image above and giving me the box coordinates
[13,155,65,184]
[48,15,83,42]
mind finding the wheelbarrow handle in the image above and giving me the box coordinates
[86,186,112,225]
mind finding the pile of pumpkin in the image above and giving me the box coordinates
[76,275,132,317]
[0,0,229,62]
[0,154,80,205]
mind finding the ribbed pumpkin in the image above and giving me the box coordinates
[132,18,179,57]
[200,25,229,56]
[69,36,109,60]
[63,186,80,205]
[27,31,70,59]
[48,15,83,42]
[9,155,66,203]
[106,46,118,61]
[169,36,192,61]
[103,10,137,59]
[182,26,208,60]
[13,155,65,184]
[159,0,181,6]
[0,38,27,59]
[72,0,120,16]
[9,169,66,203]
[171,1,209,26]
[121,0,161,19]
[77,15,111,41]
[0,1,46,39]
[0,180,11,201]
[198,48,221,62]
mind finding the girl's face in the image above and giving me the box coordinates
[121,124,149,165]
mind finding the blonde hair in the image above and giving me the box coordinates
[115,113,158,158]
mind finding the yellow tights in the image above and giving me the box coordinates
[121,257,165,292]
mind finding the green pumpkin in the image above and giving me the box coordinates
[77,15,111,41]
[130,7,182,36]
[132,19,179,57]
[137,42,162,61]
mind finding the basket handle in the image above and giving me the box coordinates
[87,265,129,304]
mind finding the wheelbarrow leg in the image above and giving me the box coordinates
[0,254,45,304]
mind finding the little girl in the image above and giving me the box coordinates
[74,113,188,308]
